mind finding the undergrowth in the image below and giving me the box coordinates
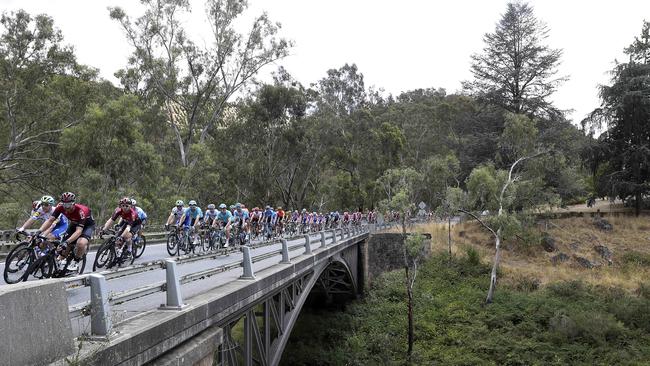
[282,252,650,366]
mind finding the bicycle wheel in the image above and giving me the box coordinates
[4,246,33,284]
[166,232,178,256]
[93,240,115,271]
[196,234,206,252]
[22,255,53,282]
[133,235,147,258]
[4,241,28,267]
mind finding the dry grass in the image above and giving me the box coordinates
[400,217,650,293]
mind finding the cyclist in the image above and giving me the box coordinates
[165,200,185,230]
[131,198,148,231]
[17,195,68,242]
[179,200,203,245]
[39,192,95,271]
[100,197,140,258]
[262,205,276,238]
[204,204,218,227]
[215,203,233,247]
[232,203,250,240]
[250,207,262,237]
[275,206,285,234]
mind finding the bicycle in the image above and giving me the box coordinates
[132,231,147,258]
[4,232,43,284]
[178,226,205,255]
[93,229,135,271]
[166,225,183,256]
[21,235,87,281]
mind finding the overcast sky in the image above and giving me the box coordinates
[4,0,650,124]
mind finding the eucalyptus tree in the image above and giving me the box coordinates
[0,10,93,188]
[110,0,292,168]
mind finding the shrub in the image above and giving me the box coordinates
[465,246,481,266]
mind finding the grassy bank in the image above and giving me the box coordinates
[282,248,650,365]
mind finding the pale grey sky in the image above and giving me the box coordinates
[4,0,650,124]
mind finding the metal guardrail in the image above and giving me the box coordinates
[69,224,384,337]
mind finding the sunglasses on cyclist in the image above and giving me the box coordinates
[62,202,74,208]
[120,204,130,208]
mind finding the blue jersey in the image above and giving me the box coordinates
[135,206,147,221]
[233,210,249,222]
[216,210,232,224]
[182,207,203,226]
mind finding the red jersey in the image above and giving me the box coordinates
[53,203,95,227]
[111,207,139,224]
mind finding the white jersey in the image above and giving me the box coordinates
[30,205,54,221]
[170,206,184,224]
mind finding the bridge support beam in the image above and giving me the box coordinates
[320,231,327,248]
[161,259,187,310]
[280,239,290,263]
[90,273,112,337]
[303,234,312,254]
[241,246,255,279]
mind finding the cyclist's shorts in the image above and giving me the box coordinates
[65,223,95,241]
[183,217,199,228]
[51,219,68,240]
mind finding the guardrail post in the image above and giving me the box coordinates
[89,273,111,337]
[241,246,255,279]
[303,234,312,254]
[330,229,337,244]
[280,239,290,264]
[339,228,344,240]
[161,259,186,309]
[320,231,327,248]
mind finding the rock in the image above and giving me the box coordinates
[540,233,557,252]
[573,255,594,269]
[594,245,613,265]
[593,217,613,231]
[551,253,570,265]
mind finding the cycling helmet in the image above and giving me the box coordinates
[277,206,282,210]
[266,205,271,210]
[61,192,76,203]
[131,198,137,205]
[301,208,306,213]
[175,200,184,206]
[189,200,197,206]
[119,197,131,206]
[207,204,216,209]
[32,200,40,210]
[40,195,55,205]
[219,203,227,209]
[235,203,242,209]
[253,207,259,211]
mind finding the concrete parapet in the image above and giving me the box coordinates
[0,279,74,366]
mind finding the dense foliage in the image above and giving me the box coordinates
[282,253,650,365]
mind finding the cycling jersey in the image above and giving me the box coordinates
[276,210,285,221]
[31,205,55,221]
[170,206,184,225]
[217,210,232,224]
[135,206,148,221]
[204,209,218,220]
[110,207,139,225]
[182,207,203,227]
[250,212,261,222]
[233,209,249,221]
[53,203,95,227]
[263,209,275,223]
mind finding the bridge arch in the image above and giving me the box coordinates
[218,250,359,366]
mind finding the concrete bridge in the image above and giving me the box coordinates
[1,224,408,366]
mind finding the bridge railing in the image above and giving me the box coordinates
[67,224,390,337]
